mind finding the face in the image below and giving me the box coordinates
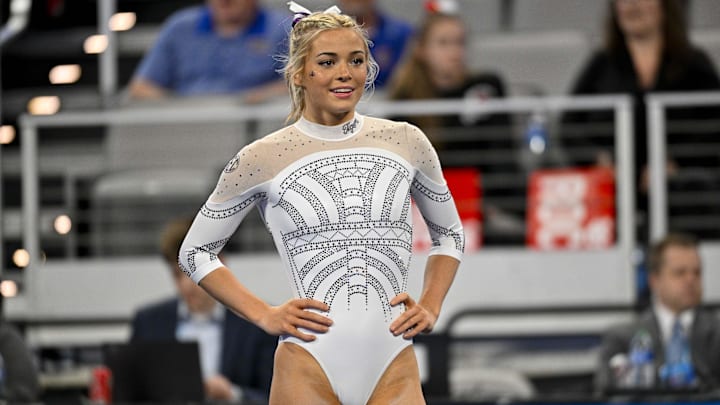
[172,266,217,314]
[420,18,466,85]
[649,245,702,314]
[207,0,256,27]
[614,0,663,39]
[295,28,368,125]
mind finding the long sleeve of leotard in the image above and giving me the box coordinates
[179,142,271,284]
[405,124,465,261]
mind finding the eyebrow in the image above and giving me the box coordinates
[315,50,366,58]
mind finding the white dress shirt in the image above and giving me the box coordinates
[175,302,225,380]
[653,299,695,349]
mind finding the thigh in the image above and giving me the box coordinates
[367,345,426,405]
[269,342,340,405]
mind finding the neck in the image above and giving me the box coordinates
[625,32,663,89]
[303,110,356,126]
[431,71,464,91]
[625,29,663,54]
[213,9,255,37]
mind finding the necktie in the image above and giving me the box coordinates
[662,318,695,387]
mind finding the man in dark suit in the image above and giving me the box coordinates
[595,233,720,393]
[131,218,275,402]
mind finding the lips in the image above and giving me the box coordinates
[331,87,355,99]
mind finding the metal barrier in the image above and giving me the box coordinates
[16,95,635,313]
[647,91,720,241]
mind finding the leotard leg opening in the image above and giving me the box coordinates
[366,345,425,405]
[270,342,340,405]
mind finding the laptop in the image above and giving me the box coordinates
[103,341,205,403]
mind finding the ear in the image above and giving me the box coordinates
[648,271,659,292]
[293,70,304,87]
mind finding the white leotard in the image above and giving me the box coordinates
[180,114,464,405]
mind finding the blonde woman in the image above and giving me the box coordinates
[179,3,464,404]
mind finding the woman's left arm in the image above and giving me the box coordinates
[390,255,459,339]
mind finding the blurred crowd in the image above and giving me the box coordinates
[1,0,720,403]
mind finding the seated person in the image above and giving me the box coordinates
[387,1,520,244]
[0,291,40,403]
[131,218,276,402]
[595,233,720,393]
[339,0,414,88]
[128,0,290,103]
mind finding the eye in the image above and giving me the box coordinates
[351,57,365,66]
[318,60,334,67]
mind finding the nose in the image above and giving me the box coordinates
[336,64,351,81]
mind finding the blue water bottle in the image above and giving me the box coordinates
[627,329,655,388]
[660,320,696,387]
[525,111,548,155]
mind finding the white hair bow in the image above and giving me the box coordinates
[288,1,342,26]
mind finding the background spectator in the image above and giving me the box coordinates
[128,0,290,102]
[0,291,40,403]
[595,233,720,393]
[561,0,720,241]
[339,0,414,88]
[388,2,521,244]
[130,218,276,402]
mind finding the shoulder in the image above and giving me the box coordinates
[363,116,430,143]
[570,49,619,93]
[229,125,295,164]
[211,126,296,201]
[466,72,507,96]
[470,72,504,86]
[260,7,291,30]
[695,308,720,329]
[134,298,178,320]
[377,12,414,37]
[580,49,615,72]
[687,46,716,65]
[685,47,720,75]
[363,115,410,131]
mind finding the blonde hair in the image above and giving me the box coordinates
[281,12,379,123]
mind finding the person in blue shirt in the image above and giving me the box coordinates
[129,0,290,102]
[339,0,414,88]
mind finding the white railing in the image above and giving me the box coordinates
[646,91,720,241]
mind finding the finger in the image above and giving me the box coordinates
[393,312,426,337]
[391,319,417,337]
[389,292,410,306]
[297,298,330,312]
[402,319,430,339]
[403,325,424,339]
[298,311,334,326]
[389,307,418,332]
[293,318,331,333]
[287,326,318,342]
